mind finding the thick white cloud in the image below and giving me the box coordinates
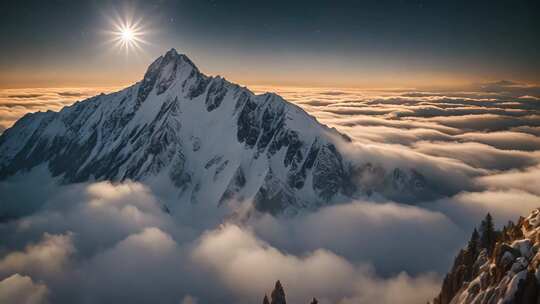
[249,201,463,274]
[77,227,186,304]
[338,272,441,304]
[0,233,74,280]
[193,224,441,304]
[0,274,49,304]
[334,138,485,198]
[416,114,540,132]
[0,176,452,304]
[193,224,358,302]
[476,165,540,195]
[413,141,539,170]
[335,125,453,146]
[455,131,540,151]
[427,190,540,230]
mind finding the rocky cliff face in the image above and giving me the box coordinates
[0,49,436,217]
[434,208,540,304]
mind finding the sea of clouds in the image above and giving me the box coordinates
[0,80,539,304]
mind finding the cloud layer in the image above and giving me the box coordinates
[0,178,448,304]
[1,81,539,303]
[0,87,119,132]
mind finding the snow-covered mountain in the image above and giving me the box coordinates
[433,209,540,304]
[0,49,433,215]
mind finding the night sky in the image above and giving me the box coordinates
[1,0,539,88]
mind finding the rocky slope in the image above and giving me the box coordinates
[434,209,540,304]
[0,49,437,217]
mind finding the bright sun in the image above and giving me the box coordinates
[108,16,146,54]
[120,28,135,42]
[114,23,142,52]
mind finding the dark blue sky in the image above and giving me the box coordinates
[1,0,538,88]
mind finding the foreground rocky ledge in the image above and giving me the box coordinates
[434,208,540,304]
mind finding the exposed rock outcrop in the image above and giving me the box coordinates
[433,209,540,304]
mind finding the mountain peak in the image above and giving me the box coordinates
[136,49,200,107]
[165,47,178,56]
[164,48,197,69]
[150,48,199,74]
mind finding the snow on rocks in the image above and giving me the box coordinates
[434,208,540,304]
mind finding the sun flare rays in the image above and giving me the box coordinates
[104,11,149,55]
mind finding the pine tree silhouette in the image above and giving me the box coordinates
[271,280,286,304]
[310,298,319,304]
[480,213,496,254]
[467,228,479,257]
[263,294,270,304]
[463,228,480,280]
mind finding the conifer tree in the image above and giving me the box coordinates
[467,228,479,257]
[271,281,286,304]
[463,228,480,280]
[263,294,270,304]
[480,213,496,254]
